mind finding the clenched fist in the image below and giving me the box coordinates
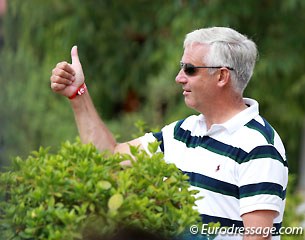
[50,46,85,98]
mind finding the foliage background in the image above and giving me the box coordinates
[1,0,305,173]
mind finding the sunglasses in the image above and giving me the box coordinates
[180,61,234,76]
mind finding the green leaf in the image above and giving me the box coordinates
[108,193,124,211]
[147,141,160,154]
[97,181,112,190]
[129,145,139,157]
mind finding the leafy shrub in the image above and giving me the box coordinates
[0,140,200,240]
[282,174,305,240]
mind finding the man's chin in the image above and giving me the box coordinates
[184,99,196,109]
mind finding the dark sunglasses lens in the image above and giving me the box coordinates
[184,64,196,75]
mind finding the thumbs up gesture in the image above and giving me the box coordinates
[50,46,85,98]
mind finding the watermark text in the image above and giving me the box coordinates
[189,224,304,238]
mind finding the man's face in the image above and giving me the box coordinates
[175,43,217,113]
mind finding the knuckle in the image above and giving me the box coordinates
[51,75,60,83]
[58,69,65,76]
[51,82,56,90]
[54,76,61,82]
[56,61,67,68]
[52,83,61,91]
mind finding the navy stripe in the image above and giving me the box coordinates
[152,132,164,152]
[182,171,286,200]
[245,118,275,145]
[245,145,288,167]
[174,119,248,160]
[240,182,286,200]
[182,171,239,198]
[273,222,283,236]
[201,214,282,236]
[173,119,287,167]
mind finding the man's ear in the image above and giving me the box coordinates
[217,68,231,87]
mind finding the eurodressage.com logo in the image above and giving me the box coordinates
[189,224,304,238]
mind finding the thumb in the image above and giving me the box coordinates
[70,45,85,84]
[71,45,81,66]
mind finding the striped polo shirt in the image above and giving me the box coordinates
[140,98,288,240]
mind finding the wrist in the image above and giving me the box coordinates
[69,83,87,100]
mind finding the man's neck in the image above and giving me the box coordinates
[203,97,247,131]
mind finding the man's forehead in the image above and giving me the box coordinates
[184,42,209,50]
[182,43,209,62]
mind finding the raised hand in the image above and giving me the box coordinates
[50,46,85,98]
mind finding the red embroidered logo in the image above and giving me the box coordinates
[215,165,220,172]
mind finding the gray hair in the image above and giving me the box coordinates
[184,27,258,94]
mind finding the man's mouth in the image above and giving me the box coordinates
[183,89,191,95]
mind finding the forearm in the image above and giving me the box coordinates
[70,91,117,153]
[242,210,277,240]
[243,233,271,240]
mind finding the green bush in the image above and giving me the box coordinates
[282,175,305,240]
[0,140,200,240]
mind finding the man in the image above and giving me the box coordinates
[50,27,288,239]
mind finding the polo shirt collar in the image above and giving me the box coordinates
[199,98,259,135]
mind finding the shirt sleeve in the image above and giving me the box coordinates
[238,145,288,217]
[139,120,179,155]
[139,132,162,155]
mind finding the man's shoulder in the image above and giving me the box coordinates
[244,115,284,147]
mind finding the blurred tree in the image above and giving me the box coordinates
[1,0,305,178]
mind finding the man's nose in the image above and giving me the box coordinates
[175,69,187,84]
